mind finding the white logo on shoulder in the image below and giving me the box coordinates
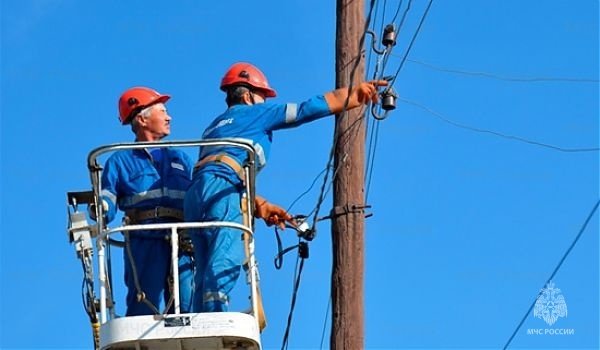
[203,118,234,137]
[171,162,185,171]
[533,281,568,326]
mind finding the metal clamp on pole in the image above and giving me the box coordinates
[325,203,373,221]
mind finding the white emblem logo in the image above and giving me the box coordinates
[533,281,568,326]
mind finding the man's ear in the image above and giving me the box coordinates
[134,114,146,126]
[241,91,253,105]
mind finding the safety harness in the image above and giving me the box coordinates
[194,153,246,181]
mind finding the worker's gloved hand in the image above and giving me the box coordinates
[88,200,109,221]
[254,196,293,230]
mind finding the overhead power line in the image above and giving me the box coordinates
[406,58,600,83]
[503,199,600,349]
[400,97,600,153]
[387,0,434,89]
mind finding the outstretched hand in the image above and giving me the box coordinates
[355,80,389,105]
[325,79,389,114]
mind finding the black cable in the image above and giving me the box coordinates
[105,239,115,314]
[365,117,377,183]
[388,0,434,90]
[396,0,412,34]
[390,0,405,25]
[319,296,332,350]
[280,253,306,350]
[365,121,381,202]
[124,232,161,315]
[406,58,600,83]
[503,199,600,349]
[274,228,304,270]
[378,0,388,50]
[310,109,370,220]
[310,0,377,232]
[363,0,402,204]
[400,97,600,153]
[285,168,328,214]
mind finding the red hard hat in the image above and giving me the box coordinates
[220,62,277,98]
[118,87,171,125]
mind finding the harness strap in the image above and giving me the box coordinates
[194,154,245,181]
[241,195,267,331]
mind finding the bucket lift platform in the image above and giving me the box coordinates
[100,312,260,350]
[67,139,262,350]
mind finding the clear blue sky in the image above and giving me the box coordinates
[1,1,598,349]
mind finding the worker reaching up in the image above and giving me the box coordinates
[184,62,388,313]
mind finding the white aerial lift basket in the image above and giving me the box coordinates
[67,139,263,350]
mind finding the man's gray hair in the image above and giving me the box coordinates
[130,103,162,133]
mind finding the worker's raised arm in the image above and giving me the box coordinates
[324,80,389,114]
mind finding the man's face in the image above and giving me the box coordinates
[143,103,171,139]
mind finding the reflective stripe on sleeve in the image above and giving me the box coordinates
[101,189,117,205]
[285,103,298,124]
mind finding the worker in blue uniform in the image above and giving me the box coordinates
[184,62,388,313]
[98,87,194,316]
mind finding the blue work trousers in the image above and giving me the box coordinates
[124,234,194,316]
[184,173,244,313]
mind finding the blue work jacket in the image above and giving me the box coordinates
[101,147,193,224]
[196,95,331,184]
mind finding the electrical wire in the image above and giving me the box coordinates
[280,252,307,350]
[282,1,427,346]
[395,0,412,35]
[365,121,381,202]
[280,3,380,347]
[311,108,369,219]
[310,0,377,233]
[285,168,329,214]
[387,0,434,90]
[390,0,405,25]
[400,97,600,153]
[319,296,332,350]
[406,58,600,83]
[503,199,600,349]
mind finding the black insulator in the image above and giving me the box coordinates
[381,89,397,111]
[382,24,396,47]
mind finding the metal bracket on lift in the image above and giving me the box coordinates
[67,190,97,257]
[67,190,95,208]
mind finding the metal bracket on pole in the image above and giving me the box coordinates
[324,204,373,221]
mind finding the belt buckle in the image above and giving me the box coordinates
[154,206,162,219]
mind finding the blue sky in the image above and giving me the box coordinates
[1,1,598,349]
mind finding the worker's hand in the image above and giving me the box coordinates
[254,198,294,230]
[355,80,389,105]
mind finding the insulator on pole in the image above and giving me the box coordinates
[382,24,396,47]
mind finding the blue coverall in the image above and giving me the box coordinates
[184,96,331,312]
[101,147,194,316]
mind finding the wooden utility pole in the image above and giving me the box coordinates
[331,0,365,349]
